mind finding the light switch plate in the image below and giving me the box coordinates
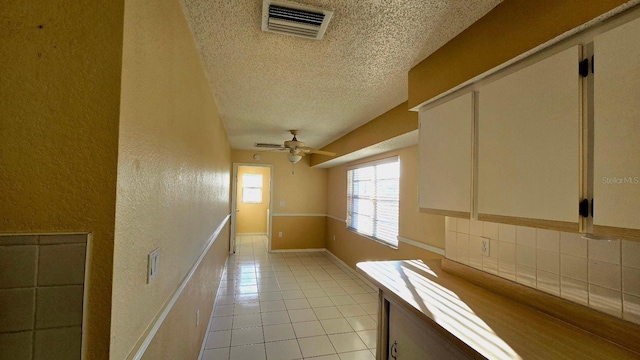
[148,248,160,283]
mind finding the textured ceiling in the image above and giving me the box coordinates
[181,0,502,150]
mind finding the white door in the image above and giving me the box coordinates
[418,91,474,218]
[388,301,471,359]
[477,45,582,232]
[593,16,640,241]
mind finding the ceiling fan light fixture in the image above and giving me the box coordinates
[287,153,302,164]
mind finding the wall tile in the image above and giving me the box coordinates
[560,232,587,258]
[456,248,469,265]
[482,222,499,240]
[537,270,560,296]
[35,285,84,329]
[38,244,86,286]
[443,220,640,325]
[498,224,516,243]
[0,288,35,332]
[589,239,620,265]
[469,220,483,236]
[516,264,536,287]
[589,284,622,317]
[560,254,588,282]
[445,217,457,232]
[482,255,498,275]
[516,245,536,268]
[0,236,38,246]
[622,240,640,269]
[516,226,536,248]
[469,253,483,270]
[456,234,469,250]
[623,293,640,325]
[536,229,560,251]
[0,246,37,289]
[469,236,483,254]
[560,277,588,306]
[589,260,621,291]
[33,327,82,360]
[38,234,87,245]
[445,244,456,261]
[456,219,470,234]
[498,242,515,263]
[536,249,559,274]
[498,260,516,281]
[622,267,640,297]
[445,231,456,260]
[0,331,32,360]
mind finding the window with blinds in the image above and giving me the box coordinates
[346,157,400,247]
[242,174,263,203]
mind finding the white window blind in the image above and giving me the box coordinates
[346,157,399,247]
[242,174,263,203]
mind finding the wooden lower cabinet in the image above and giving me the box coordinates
[382,296,471,360]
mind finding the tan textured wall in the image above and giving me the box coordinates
[271,216,326,250]
[326,146,444,269]
[311,102,418,166]
[0,2,124,358]
[112,0,231,358]
[236,166,270,234]
[141,225,229,360]
[408,0,631,108]
[232,150,328,249]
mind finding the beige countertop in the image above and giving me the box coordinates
[356,259,640,360]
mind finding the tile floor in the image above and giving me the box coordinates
[200,235,378,360]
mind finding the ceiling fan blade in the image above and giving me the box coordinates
[255,142,285,149]
[299,146,336,157]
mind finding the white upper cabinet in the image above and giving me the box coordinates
[477,46,582,232]
[418,92,474,218]
[593,16,640,240]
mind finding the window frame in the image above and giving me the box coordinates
[346,156,400,248]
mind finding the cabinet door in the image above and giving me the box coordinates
[593,16,640,241]
[477,46,582,232]
[388,302,471,360]
[418,92,474,218]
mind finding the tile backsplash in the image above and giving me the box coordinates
[0,234,87,360]
[445,217,640,325]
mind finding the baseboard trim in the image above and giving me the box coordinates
[270,248,326,253]
[397,236,445,256]
[236,232,267,236]
[323,250,377,291]
[132,214,230,360]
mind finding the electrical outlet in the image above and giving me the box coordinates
[280,201,285,207]
[480,238,490,256]
[148,248,160,283]
[332,235,336,241]
[196,310,200,327]
[278,231,283,237]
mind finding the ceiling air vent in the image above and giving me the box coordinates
[262,0,333,40]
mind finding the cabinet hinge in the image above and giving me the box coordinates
[591,55,595,74]
[579,199,590,218]
[579,58,589,77]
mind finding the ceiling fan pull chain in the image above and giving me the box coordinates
[291,162,295,175]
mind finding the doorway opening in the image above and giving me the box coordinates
[231,163,273,254]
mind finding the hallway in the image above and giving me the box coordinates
[200,235,378,360]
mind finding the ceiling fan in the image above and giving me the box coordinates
[255,130,336,164]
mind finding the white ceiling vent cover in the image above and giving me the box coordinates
[262,0,333,40]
